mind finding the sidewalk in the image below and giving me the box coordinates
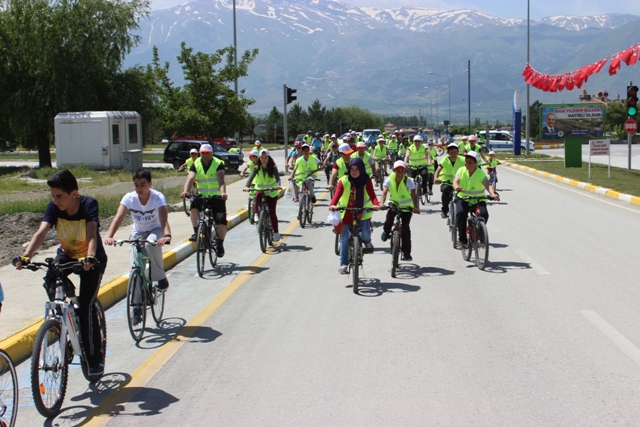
[0,176,256,363]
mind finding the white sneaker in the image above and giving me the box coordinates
[254,213,259,222]
[338,265,348,275]
[273,232,280,242]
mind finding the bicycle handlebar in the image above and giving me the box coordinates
[115,238,158,247]
[335,207,375,213]
[24,259,99,273]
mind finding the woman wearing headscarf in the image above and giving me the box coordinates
[329,157,380,274]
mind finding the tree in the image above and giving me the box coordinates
[151,43,259,140]
[0,0,151,167]
[605,101,626,133]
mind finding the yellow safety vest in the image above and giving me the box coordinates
[388,139,398,151]
[388,173,414,209]
[438,155,465,184]
[374,145,388,161]
[407,144,428,166]
[338,176,373,221]
[350,152,373,176]
[335,157,348,180]
[457,167,488,203]
[294,156,317,180]
[195,157,224,196]
[253,167,279,198]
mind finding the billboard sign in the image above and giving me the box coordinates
[540,104,605,140]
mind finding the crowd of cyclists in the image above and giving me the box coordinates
[6,127,499,404]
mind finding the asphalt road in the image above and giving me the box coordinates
[11,161,640,426]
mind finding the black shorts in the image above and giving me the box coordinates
[191,197,227,225]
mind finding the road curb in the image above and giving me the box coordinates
[0,208,251,365]
[504,161,640,206]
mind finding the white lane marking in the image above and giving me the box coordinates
[512,248,549,275]
[582,310,640,368]
[506,167,640,214]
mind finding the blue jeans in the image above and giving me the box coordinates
[339,220,372,266]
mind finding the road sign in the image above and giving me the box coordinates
[624,119,638,134]
[253,124,267,135]
[589,139,610,156]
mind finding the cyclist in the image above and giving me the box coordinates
[351,141,376,181]
[245,149,282,242]
[289,144,318,204]
[181,143,228,257]
[287,140,303,170]
[463,135,488,164]
[453,151,500,248]
[104,167,172,295]
[380,160,419,261]
[434,142,465,219]
[13,169,107,377]
[303,130,313,145]
[388,134,399,162]
[425,139,438,196]
[329,158,380,274]
[404,135,430,196]
[322,134,331,151]
[484,150,499,185]
[321,142,340,183]
[312,132,323,153]
[177,148,199,172]
[373,136,392,177]
[239,149,259,177]
[328,140,355,190]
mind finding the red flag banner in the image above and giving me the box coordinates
[523,42,640,92]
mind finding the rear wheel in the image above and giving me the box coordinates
[126,271,146,342]
[351,235,360,294]
[31,319,68,418]
[391,229,400,278]
[475,220,489,270]
[196,222,207,277]
[299,195,307,228]
[81,299,107,383]
[0,349,17,427]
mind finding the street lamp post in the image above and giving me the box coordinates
[429,70,469,126]
[233,0,239,144]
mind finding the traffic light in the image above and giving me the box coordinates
[443,120,450,128]
[286,87,297,104]
[627,85,638,116]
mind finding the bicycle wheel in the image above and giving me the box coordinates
[151,280,165,325]
[0,349,18,427]
[351,235,360,294]
[209,221,218,267]
[436,146,444,156]
[462,223,473,261]
[450,201,457,249]
[258,210,268,253]
[299,195,307,228]
[266,214,274,246]
[415,178,422,203]
[391,229,400,278]
[420,182,428,205]
[196,222,207,277]
[183,196,190,217]
[378,168,384,191]
[334,231,340,256]
[425,176,432,203]
[126,271,147,342]
[81,298,107,382]
[306,198,313,224]
[31,319,68,418]
[475,220,489,270]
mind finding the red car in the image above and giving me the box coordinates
[213,137,237,149]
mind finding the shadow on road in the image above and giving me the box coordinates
[138,317,188,349]
[394,263,455,279]
[481,261,532,274]
[351,277,421,297]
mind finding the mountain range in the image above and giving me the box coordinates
[123,0,640,122]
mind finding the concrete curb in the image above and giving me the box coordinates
[0,209,251,364]
[534,143,564,149]
[504,161,640,206]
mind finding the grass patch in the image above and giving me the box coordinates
[502,154,640,196]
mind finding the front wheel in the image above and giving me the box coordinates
[299,195,307,228]
[306,199,314,224]
[81,299,107,383]
[258,210,268,253]
[450,201,457,249]
[31,319,68,418]
[196,222,208,277]
[126,271,147,342]
[0,349,18,427]
[351,235,360,294]
[151,284,165,325]
[209,222,218,267]
[462,223,473,262]
[334,231,340,256]
[378,168,384,191]
[183,196,190,217]
[391,229,401,278]
[475,220,489,270]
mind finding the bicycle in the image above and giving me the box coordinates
[247,187,281,253]
[409,166,427,206]
[385,203,411,278]
[182,183,197,217]
[445,183,458,249]
[376,160,388,191]
[0,349,18,427]
[186,194,222,277]
[459,195,495,270]
[23,258,107,417]
[294,176,317,228]
[115,238,165,342]
[336,207,374,294]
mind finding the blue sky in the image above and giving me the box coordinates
[151,0,640,21]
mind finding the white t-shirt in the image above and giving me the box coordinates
[383,176,416,191]
[120,189,167,233]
